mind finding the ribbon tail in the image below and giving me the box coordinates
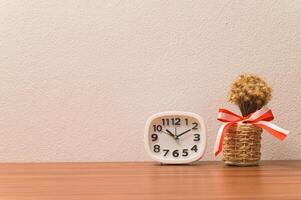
[254,121,289,140]
[214,122,234,156]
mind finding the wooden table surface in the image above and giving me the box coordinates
[0,161,300,200]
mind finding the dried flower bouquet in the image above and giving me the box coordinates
[212,73,291,167]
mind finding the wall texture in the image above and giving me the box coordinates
[0,0,300,162]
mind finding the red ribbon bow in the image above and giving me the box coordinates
[214,107,289,156]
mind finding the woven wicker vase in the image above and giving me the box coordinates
[222,122,263,166]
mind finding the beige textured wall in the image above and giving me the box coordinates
[0,0,300,162]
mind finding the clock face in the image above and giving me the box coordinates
[144,111,206,164]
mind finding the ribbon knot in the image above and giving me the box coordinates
[214,107,289,156]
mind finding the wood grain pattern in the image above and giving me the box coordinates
[0,161,300,200]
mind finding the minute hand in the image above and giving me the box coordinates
[176,129,191,139]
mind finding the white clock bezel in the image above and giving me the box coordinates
[144,111,206,164]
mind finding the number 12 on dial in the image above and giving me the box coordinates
[144,111,206,164]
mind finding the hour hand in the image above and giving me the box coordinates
[164,129,176,138]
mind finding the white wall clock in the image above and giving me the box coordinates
[144,111,206,164]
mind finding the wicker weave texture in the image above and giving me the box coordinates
[222,122,263,166]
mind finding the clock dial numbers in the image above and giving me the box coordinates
[163,149,169,156]
[193,134,200,141]
[151,134,158,141]
[192,122,198,130]
[185,118,198,129]
[191,145,198,152]
[173,118,181,126]
[153,145,160,153]
[182,149,188,157]
[153,146,198,157]
[162,118,181,126]
[172,150,179,157]
[153,125,162,132]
